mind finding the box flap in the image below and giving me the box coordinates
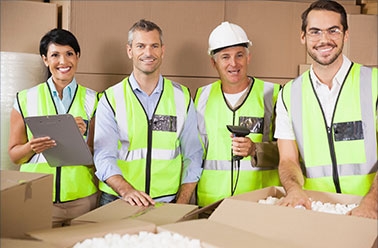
[158,219,298,248]
[29,219,155,248]
[210,197,377,248]
[71,199,198,226]
[0,170,51,191]
[0,238,57,248]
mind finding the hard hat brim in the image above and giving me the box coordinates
[209,42,251,56]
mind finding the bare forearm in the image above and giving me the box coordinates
[105,174,134,197]
[8,142,34,165]
[360,174,378,211]
[176,182,197,204]
[279,161,304,193]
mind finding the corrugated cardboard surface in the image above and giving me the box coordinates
[0,238,57,248]
[69,1,223,78]
[29,219,156,248]
[158,219,299,248]
[0,1,58,54]
[346,14,378,66]
[71,199,198,226]
[209,187,377,248]
[0,170,53,239]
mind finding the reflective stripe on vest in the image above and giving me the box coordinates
[195,78,281,206]
[99,78,190,199]
[18,82,98,202]
[283,64,377,195]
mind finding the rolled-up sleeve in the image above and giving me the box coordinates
[179,100,204,184]
[274,89,295,140]
[94,95,123,182]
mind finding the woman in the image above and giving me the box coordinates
[8,28,100,227]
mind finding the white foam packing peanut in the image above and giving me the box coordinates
[258,196,358,215]
[73,231,202,248]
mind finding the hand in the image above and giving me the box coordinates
[231,134,255,158]
[29,136,56,154]
[120,189,155,207]
[347,204,378,219]
[277,188,311,209]
[74,116,87,135]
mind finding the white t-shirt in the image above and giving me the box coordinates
[274,55,352,140]
[224,87,248,108]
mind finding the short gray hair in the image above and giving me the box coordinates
[128,19,163,46]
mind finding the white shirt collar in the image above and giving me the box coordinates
[310,55,352,89]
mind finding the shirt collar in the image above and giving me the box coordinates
[129,73,164,95]
[310,55,352,89]
[47,77,77,98]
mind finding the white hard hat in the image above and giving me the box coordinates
[208,21,252,55]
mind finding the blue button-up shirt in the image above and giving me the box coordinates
[14,77,77,114]
[94,73,203,202]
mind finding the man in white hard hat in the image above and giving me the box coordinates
[194,21,282,207]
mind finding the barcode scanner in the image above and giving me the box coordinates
[226,125,250,160]
[227,125,250,196]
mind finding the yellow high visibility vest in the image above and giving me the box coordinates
[18,82,99,202]
[282,63,377,195]
[99,77,191,199]
[195,77,281,206]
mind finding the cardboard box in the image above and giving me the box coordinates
[0,1,59,54]
[346,14,378,66]
[299,64,311,75]
[214,187,377,248]
[68,1,223,78]
[32,186,375,248]
[160,186,377,248]
[29,219,156,248]
[0,170,53,239]
[0,238,57,248]
[31,214,295,248]
[71,199,198,226]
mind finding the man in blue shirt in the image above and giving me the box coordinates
[94,19,203,207]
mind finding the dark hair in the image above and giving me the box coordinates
[39,28,81,57]
[301,0,348,32]
[128,19,163,46]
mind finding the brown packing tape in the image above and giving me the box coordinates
[24,182,33,201]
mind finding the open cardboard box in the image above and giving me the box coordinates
[0,170,53,239]
[160,186,377,248]
[0,238,57,248]
[71,199,199,226]
[30,214,295,248]
[29,219,156,248]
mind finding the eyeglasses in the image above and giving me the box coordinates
[306,27,343,41]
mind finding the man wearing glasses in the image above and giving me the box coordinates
[274,0,377,219]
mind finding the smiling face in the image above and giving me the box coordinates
[127,29,164,76]
[301,10,348,67]
[42,43,79,86]
[212,45,251,92]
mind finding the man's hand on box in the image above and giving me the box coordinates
[276,189,311,210]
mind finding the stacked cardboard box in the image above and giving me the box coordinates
[0,170,53,239]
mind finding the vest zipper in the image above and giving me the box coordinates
[55,167,62,203]
[327,126,341,193]
[145,119,153,195]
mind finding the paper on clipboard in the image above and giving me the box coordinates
[24,114,93,167]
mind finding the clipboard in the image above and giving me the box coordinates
[24,114,93,167]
